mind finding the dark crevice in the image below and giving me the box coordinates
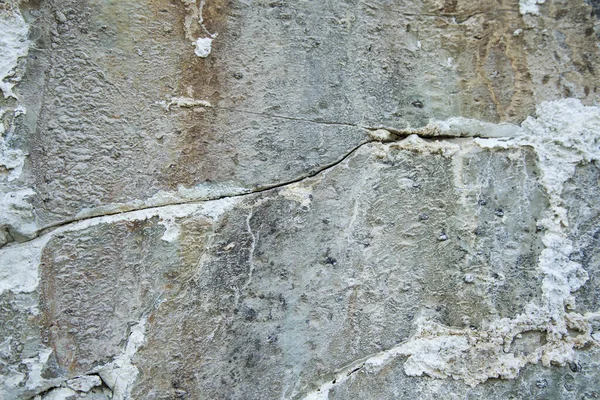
[14,128,495,245]
[394,9,521,19]
[30,139,374,240]
[175,104,500,140]
[346,364,365,377]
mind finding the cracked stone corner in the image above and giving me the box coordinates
[96,316,148,400]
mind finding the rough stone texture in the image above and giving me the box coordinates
[127,141,551,399]
[328,347,600,400]
[4,0,599,233]
[565,163,600,315]
[1,0,600,399]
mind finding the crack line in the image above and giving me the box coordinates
[21,139,376,244]
[167,101,517,139]
[212,105,362,129]
[13,127,500,246]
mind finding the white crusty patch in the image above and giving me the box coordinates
[194,37,213,58]
[519,0,546,15]
[0,188,37,238]
[0,6,37,241]
[422,116,520,138]
[475,98,598,335]
[161,96,212,110]
[159,197,239,242]
[199,196,240,219]
[0,235,45,295]
[160,216,182,243]
[98,317,147,400]
[0,146,27,182]
[391,133,460,156]
[0,4,30,99]
[0,109,27,181]
[21,347,64,394]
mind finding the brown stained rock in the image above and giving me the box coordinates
[10,0,598,229]
[39,218,181,375]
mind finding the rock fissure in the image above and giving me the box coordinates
[2,99,599,397]
[293,99,600,398]
[213,104,363,129]
[21,130,494,245]
[167,101,518,139]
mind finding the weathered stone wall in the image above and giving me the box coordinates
[0,0,599,399]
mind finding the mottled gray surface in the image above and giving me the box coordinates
[39,218,181,374]
[564,162,600,315]
[127,142,551,399]
[1,0,600,399]
[328,347,600,400]
[6,0,600,231]
[9,141,558,399]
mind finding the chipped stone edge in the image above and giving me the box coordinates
[96,317,148,400]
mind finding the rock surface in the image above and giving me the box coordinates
[1,0,600,399]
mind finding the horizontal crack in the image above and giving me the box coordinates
[213,105,361,129]
[395,9,521,19]
[346,364,365,377]
[15,126,503,245]
[29,138,375,241]
[170,103,512,140]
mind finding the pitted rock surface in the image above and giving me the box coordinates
[1,1,600,399]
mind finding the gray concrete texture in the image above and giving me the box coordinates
[0,0,599,398]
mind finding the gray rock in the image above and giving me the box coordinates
[1,0,600,399]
